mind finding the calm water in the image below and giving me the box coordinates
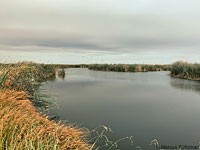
[42,68,200,149]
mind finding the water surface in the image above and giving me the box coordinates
[42,68,200,149]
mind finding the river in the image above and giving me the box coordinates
[41,68,200,149]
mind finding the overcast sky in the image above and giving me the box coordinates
[0,0,200,64]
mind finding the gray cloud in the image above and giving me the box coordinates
[1,0,200,63]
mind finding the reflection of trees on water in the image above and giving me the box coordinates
[170,77,200,93]
[47,72,56,82]
[46,69,66,81]
[58,69,66,79]
[58,73,65,79]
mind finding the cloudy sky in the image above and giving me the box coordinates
[0,0,200,64]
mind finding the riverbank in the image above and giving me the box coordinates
[88,64,171,72]
[170,61,200,81]
[0,62,90,149]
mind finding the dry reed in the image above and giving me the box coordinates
[0,62,91,150]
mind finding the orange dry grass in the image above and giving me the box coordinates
[0,90,91,150]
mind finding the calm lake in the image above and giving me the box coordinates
[41,68,200,149]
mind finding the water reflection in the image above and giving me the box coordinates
[170,77,200,94]
[42,68,200,149]
[46,72,56,82]
[58,69,66,79]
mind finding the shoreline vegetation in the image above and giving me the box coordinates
[55,62,200,82]
[171,61,200,81]
[58,68,66,79]
[0,62,91,150]
[88,64,171,72]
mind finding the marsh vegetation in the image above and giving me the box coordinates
[58,68,66,79]
[0,62,91,150]
[171,61,200,80]
[88,64,171,72]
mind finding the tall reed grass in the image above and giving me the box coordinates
[88,64,170,72]
[0,62,56,108]
[0,90,90,150]
[171,61,200,80]
[0,62,91,150]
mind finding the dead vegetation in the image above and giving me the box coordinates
[0,62,91,150]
